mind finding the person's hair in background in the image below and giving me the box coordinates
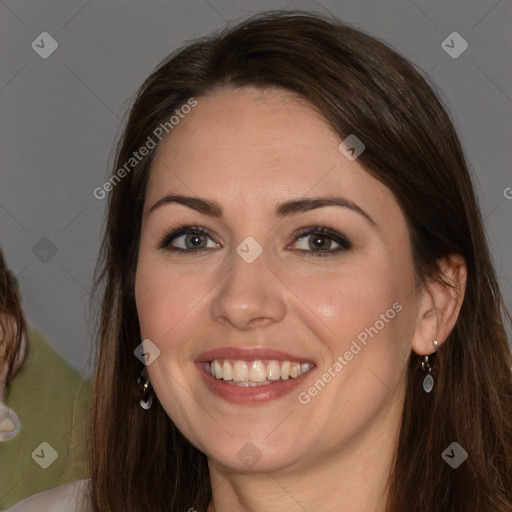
[0,248,28,390]
[0,247,28,439]
[88,10,512,512]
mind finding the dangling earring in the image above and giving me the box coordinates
[421,339,438,393]
[137,366,153,410]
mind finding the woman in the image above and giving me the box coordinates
[10,10,512,512]
[0,249,28,442]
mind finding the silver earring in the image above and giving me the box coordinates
[137,366,153,409]
[421,339,438,393]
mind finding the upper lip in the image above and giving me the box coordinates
[196,346,315,365]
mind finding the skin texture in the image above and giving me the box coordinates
[134,87,466,512]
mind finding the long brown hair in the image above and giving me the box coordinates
[87,10,512,511]
[0,248,28,391]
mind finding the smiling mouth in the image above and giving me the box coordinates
[205,359,314,386]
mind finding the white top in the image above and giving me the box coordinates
[7,479,93,512]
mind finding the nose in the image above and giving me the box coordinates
[210,247,287,330]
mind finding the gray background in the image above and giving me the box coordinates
[1,0,511,380]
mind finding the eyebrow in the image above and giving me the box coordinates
[147,194,376,226]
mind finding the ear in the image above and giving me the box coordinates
[411,254,467,356]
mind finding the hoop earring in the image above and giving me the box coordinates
[0,402,21,442]
[137,366,153,410]
[421,339,438,393]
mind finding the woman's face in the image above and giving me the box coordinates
[135,87,423,474]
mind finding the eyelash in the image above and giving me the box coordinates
[157,224,352,258]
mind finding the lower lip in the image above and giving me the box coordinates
[196,363,315,404]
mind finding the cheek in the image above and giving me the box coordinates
[134,258,217,451]
[299,263,405,340]
[297,252,416,385]
[135,257,200,343]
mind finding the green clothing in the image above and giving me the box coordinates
[0,330,91,510]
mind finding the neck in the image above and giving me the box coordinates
[207,390,403,512]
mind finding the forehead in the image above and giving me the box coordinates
[145,87,395,221]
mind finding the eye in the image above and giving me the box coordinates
[289,225,351,257]
[158,223,351,257]
[158,225,219,253]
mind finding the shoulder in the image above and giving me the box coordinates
[8,479,92,512]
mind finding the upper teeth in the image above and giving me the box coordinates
[206,359,312,383]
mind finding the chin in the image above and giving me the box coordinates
[202,429,310,474]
